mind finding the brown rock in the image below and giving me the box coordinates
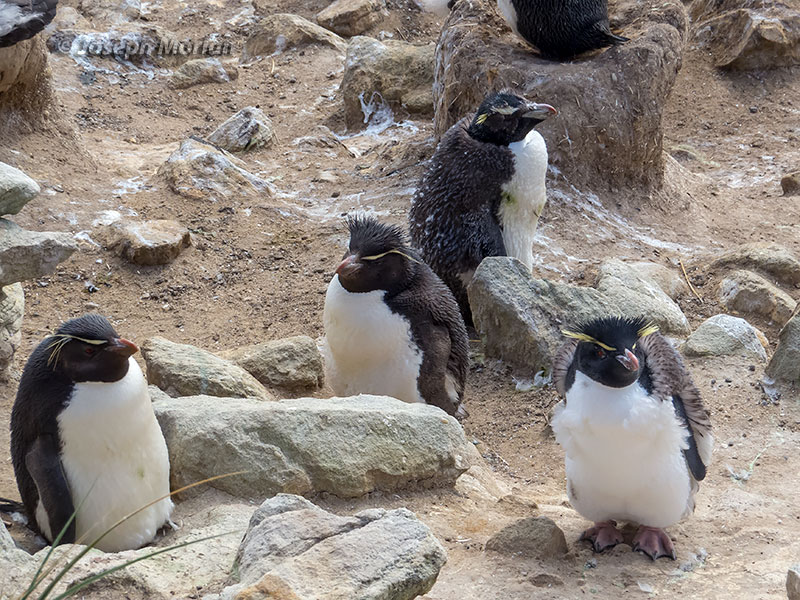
[242,13,347,60]
[169,57,239,89]
[317,0,385,37]
[102,219,192,266]
[782,171,800,196]
[485,516,568,558]
[709,243,800,287]
[719,270,797,325]
[432,0,688,192]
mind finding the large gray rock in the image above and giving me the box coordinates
[101,219,192,265]
[719,270,797,325]
[485,517,568,559]
[766,311,800,385]
[789,565,800,600]
[169,57,239,89]
[709,243,800,287]
[157,138,272,202]
[341,36,436,129]
[691,0,800,69]
[0,219,78,288]
[467,257,689,374]
[209,494,446,600]
[628,261,688,301]
[683,314,768,362]
[207,107,275,153]
[433,0,688,191]
[217,335,324,393]
[317,0,385,37]
[242,13,347,60]
[783,171,800,196]
[211,495,444,599]
[0,283,24,381]
[141,336,272,400]
[0,162,40,216]
[154,395,475,500]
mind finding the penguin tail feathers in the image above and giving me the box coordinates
[0,497,25,513]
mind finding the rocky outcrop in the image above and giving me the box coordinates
[433,0,688,191]
[207,494,446,600]
[709,243,800,286]
[341,36,436,129]
[0,219,78,288]
[217,335,324,393]
[208,107,275,153]
[719,270,797,325]
[100,219,192,265]
[317,0,386,37]
[141,336,272,400]
[691,0,800,69]
[485,517,568,559]
[169,57,239,89]
[0,284,23,381]
[0,162,40,216]
[683,314,768,362]
[765,310,800,385]
[467,257,689,374]
[157,137,273,202]
[242,13,347,60]
[154,395,476,499]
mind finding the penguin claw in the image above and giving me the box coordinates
[580,520,624,553]
[632,526,676,561]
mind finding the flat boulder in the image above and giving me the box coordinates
[433,0,688,191]
[153,395,476,499]
[341,36,435,129]
[317,0,385,37]
[141,336,272,400]
[683,314,768,362]
[0,219,77,288]
[169,57,238,89]
[101,219,192,265]
[207,494,446,600]
[485,516,568,559]
[242,13,347,60]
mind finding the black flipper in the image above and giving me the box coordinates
[0,497,26,512]
[25,435,75,544]
[671,395,707,481]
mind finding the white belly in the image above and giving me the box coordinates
[322,275,423,404]
[551,372,692,528]
[54,359,173,552]
[498,129,548,271]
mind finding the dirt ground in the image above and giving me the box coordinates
[1,0,799,598]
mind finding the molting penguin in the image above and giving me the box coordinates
[10,314,173,552]
[550,317,713,560]
[323,215,469,418]
[0,0,58,48]
[409,90,556,325]
[497,0,628,60]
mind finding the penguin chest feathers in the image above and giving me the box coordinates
[53,358,172,552]
[498,128,548,270]
[323,275,423,404]
[551,371,693,528]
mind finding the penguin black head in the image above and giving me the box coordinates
[563,317,659,389]
[45,314,139,383]
[467,90,557,146]
[336,215,420,295]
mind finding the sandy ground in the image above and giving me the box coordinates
[1,0,799,597]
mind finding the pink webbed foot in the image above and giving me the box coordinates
[579,520,625,553]
[632,526,676,560]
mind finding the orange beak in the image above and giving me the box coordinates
[109,338,139,358]
[336,254,359,277]
[616,349,639,371]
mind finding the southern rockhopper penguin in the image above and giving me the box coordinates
[0,0,59,48]
[323,215,469,419]
[409,90,556,325]
[497,0,628,60]
[10,314,173,552]
[550,317,713,560]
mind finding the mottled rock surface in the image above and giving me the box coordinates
[0,283,24,381]
[485,516,568,559]
[719,270,796,324]
[101,219,192,265]
[242,13,347,60]
[709,243,800,286]
[317,0,385,37]
[683,314,768,362]
[766,311,800,385]
[207,107,274,152]
[0,162,40,216]
[169,57,239,89]
[788,565,800,600]
[782,171,800,196]
[0,219,78,288]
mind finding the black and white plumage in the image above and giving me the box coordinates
[409,90,556,324]
[323,215,469,419]
[497,0,628,60]
[10,314,173,552]
[0,0,58,48]
[551,316,713,560]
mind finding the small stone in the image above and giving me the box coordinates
[782,172,800,196]
[531,573,564,587]
[207,107,274,153]
[485,516,568,559]
[683,314,768,362]
[101,219,192,266]
[788,565,800,600]
[0,162,40,216]
[316,0,385,37]
[749,106,758,113]
[169,58,239,89]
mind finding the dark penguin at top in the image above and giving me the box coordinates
[409,90,556,325]
[323,215,469,418]
[497,0,628,60]
[0,0,58,48]
[550,316,713,560]
[10,314,173,552]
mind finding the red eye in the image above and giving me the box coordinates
[595,348,606,359]
[84,347,95,356]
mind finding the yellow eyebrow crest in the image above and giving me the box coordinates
[361,249,422,264]
[637,323,660,338]
[475,113,488,124]
[561,330,616,351]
